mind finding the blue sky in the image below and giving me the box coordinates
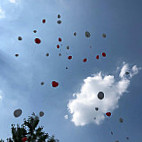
[0,0,142,142]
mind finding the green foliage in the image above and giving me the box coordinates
[0,113,59,142]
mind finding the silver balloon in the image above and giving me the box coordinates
[14,109,22,117]
[97,92,104,100]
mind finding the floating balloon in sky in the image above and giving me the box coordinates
[58,37,62,42]
[57,14,61,18]
[125,72,129,75]
[96,55,99,59]
[42,19,46,23]
[41,82,44,85]
[33,30,37,33]
[111,131,113,135]
[57,45,60,48]
[126,137,129,140]
[52,81,59,87]
[57,20,62,24]
[35,38,41,44]
[97,91,104,100]
[106,112,111,117]
[18,36,22,41]
[39,111,44,117]
[102,33,106,38]
[83,58,87,62]
[66,46,70,50]
[95,107,99,111]
[102,52,106,57]
[119,117,123,123]
[14,109,22,118]
[66,67,68,69]
[74,32,77,36]
[68,56,72,60]
[85,31,91,38]
[15,54,19,57]
[46,53,49,56]
[59,53,62,56]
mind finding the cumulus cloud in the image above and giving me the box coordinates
[67,63,140,126]
[64,115,68,120]
[0,8,5,19]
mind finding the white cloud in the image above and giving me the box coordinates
[9,0,16,3]
[0,8,5,19]
[64,115,68,120]
[67,63,140,126]
[0,90,3,101]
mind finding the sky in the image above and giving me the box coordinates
[0,0,142,142]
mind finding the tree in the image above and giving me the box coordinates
[0,113,59,142]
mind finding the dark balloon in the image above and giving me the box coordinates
[33,30,37,33]
[57,14,61,18]
[57,20,62,24]
[18,36,22,41]
[74,32,77,36]
[41,82,44,85]
[39,111,44,117]
[125,72,129,75]
[102,33,106,38]
[85,31,91,38]
[66,46,69,50]
[46,53,49,56]
[15,54,19,57]
[119,117,123,123]
[95,107,99,111]
[97,91,104,100]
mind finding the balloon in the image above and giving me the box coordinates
[15,54,19,57]
[102,33,106,38]
[18,36,22,40]
[14,109,22,117]
[46,53,49,56]
[111,131,113,135]
[125,72,129,75]
[57,20,62,24]
[39,111,44,117]
[119,117,123,123]
[33,30,37,33]
[97,91,104,100]
[66,46,70,50]
[57,14,61,18]
[74,32,77,36]
[85,31,91,38]
[41,82,44,85]
[95,107,99,111]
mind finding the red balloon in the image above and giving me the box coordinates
[52,81,59,87]
[42,19,46,23]
[57,45,60,48]
[35,38,41,44]
[22,137,27,142]
[58,37,62,42]
[102,52,106,57]
[106,112,111,117]
[96,55,99,59]
[68,56,72,60]
[83,58,87,62]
